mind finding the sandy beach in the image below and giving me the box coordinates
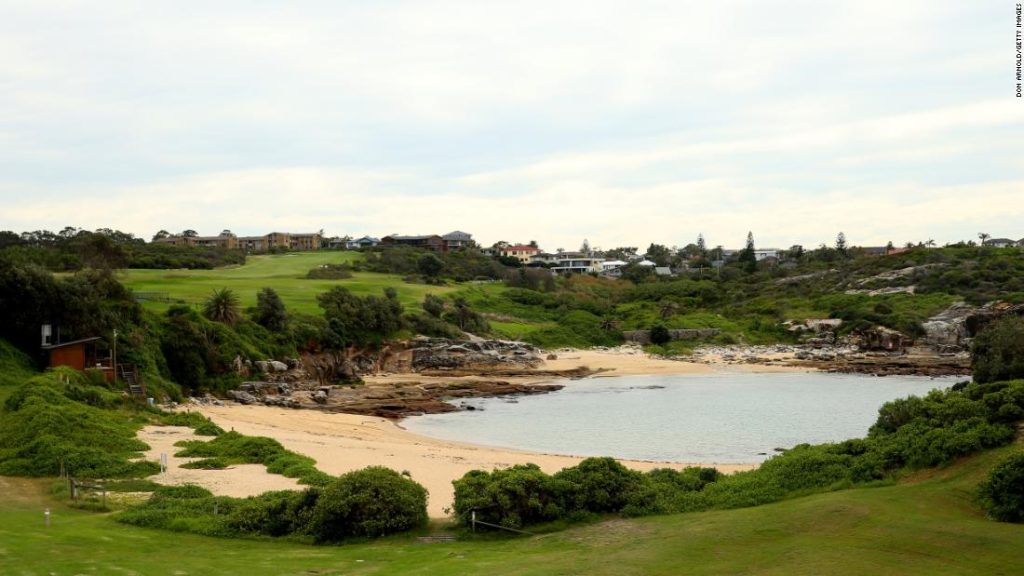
[145,351,783,517]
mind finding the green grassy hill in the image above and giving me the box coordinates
[119,252,457,315]
[1,439,1021,575]
[0,338,37,404]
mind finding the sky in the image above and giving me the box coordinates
[1,1,1021,251]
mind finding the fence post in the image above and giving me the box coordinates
[471,510,476,533]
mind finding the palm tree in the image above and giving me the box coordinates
[203,288,241,325]
[979,232,991,247]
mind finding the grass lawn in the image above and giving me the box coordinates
[118,252,457,315]
[2,441,1022,575]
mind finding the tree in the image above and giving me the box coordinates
[835,232,847,257]
[203,288,241,325]
[978,452,1024,523]
[182,229,198,238]
[580,239,591,255]
[309,467,427,541]
[978,232,991,247]
[422,294,445,318]
[646,243,672,267]
[649,324,671,346]
[971,316,1024,383]
[417,253,445,280]
[696,234,707,257]
[787,244,804,261]
[738,232,757,273]
[318,287,404,347]
[152,230,170,241]
[252,287,288,332]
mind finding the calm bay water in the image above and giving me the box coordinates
[401,372,963,463]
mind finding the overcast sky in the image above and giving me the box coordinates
[1,1,1021,250]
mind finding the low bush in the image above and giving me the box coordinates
[978,451,1024,523]
[0,369,159,478]
[309,466,428,541]
[174,431,330,486]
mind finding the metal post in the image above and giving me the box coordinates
[112,329,118,384]
[44,508,50,528]
[471,510,476,533]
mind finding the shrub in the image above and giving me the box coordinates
[649,324,671,346]
[978,451,1024,522]
[0,371,159,478]
[554,457,642,513]
[452,464,568,529]
[227,489,320,537]
[309,467,427,541]
[972,317,1024,383]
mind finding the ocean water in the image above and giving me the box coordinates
[401,372,964,463]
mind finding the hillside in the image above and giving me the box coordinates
[119,252,456,315]
[456,245,1024,351]
[1,438,1021,575]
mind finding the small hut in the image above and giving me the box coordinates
[41,337,115,382]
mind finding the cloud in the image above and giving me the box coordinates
[0,1,1017,250]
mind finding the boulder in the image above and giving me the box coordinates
[227,390,258,405]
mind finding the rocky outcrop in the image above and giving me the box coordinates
[407,338,542,371]
[622,329,720,344]
[922,301,1024,352]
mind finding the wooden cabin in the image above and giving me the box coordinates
[41,337,116,383]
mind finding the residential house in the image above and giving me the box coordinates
[380,234,447,252]
[155,230,323,253]
[986,238,1018,248]
[442,231,475,250]
[551,253,604,275]
[345,236,380,249]
[501,244,541,264]
[600,260,628,278]
[529,252,560,266]
[288,232,323,251]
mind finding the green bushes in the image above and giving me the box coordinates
[309,467,428,541]
[0,369,159,478]
[174,431,331,486]
[978,452,1024,523]
[453,464,569,529]
[971,317,1024,383]
[119,468,428,543]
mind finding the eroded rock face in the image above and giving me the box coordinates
[921,301,1024,352]
[407,338,542,371]
[922,302,976,350]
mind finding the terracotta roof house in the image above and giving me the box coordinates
[501,244,541,263]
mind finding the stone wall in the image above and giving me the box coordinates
[622,328,721,344]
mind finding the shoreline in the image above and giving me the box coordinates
[156,352,775,517]
[148,348,963,518]
[179,402,757,517]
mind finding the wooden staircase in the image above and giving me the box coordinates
[118,364,146,398]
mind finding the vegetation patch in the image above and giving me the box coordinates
[174,431,331,486]
[117,467,428,543]
[0,369,159,478]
